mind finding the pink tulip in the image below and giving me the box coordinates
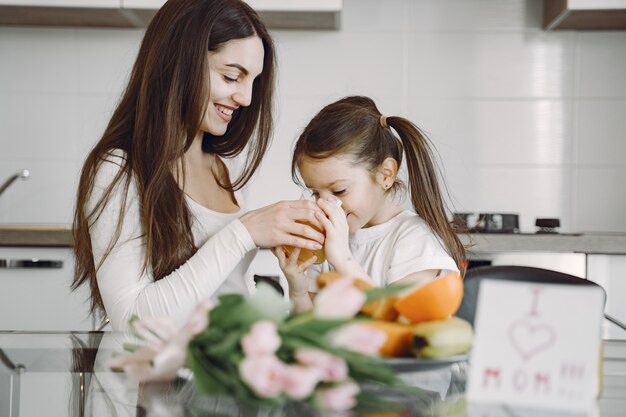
[295,348,348,382]
[239,355,287,398]
[314,277,366,319]
[283,364,321,400]
[330,323,387,356]
[109,300,213,382]
[317,380,360,412]
[241,320,281,357]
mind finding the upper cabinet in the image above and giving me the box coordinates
[0,0,342,29]
[544,0,626,30]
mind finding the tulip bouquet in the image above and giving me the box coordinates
[111,277,414,413]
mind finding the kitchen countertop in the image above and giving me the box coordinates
[460,232,626,255]
[2,224,626,254]
[0,224,72,247]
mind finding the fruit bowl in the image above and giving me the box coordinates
[382,353,470,372]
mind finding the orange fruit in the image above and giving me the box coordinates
[393,272,463,323]
[363,320,414,357]
[315,271,347,289]
[360,295,399,322]
[316,272,398,321]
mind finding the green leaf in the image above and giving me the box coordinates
[246,282,291,324]
[121,343,142,353]
[352,391,404,413]
[280,312,348,334]
[335,349,402,385]
[187,345,224,394]
[207,295,246,328]
[203,330,243,357]
[207,283,290,331]
[364,284,411,304]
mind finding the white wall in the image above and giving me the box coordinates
[1,0,625,233]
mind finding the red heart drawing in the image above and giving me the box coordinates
[508,321,556,361]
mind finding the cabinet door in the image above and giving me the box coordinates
[0,247,93,331]
[121,0,163,8]
[587,255,626,340]
[0,0,119,6]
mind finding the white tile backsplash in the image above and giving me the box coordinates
[405,99,574,165]
[341,0,408,33]
[75,28,142,94]
[408,0,543,32]
[273,30,405,99]
[576,32,626,98]
[0,157,81,224]
[0,0,625,234]
[0,27,79,94]
[0,92,80,159]
[407,31,576,98]
[575,167,626,232]
[576,100,626,166]
[444,165,573,233]
[74,93,119,159]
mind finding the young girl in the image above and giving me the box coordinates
[273,96,466,312]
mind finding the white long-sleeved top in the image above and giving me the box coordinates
[88,151,257,331]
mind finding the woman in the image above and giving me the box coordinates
[72,0,324,331]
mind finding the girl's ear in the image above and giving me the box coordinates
[376,157,398,189]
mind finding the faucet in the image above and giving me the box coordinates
[0,169,30,197]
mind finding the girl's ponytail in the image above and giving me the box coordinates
[386,117,466,273]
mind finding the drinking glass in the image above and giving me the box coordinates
[283,190,326,264]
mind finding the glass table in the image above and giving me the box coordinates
[1,319,625,417]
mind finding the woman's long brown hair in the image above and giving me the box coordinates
[292,96,466,274]
[72,0,276,316]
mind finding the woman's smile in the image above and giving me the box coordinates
[215,103,236,122]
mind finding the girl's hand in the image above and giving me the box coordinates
[315,197,352,271]
[240,200,325,249]
[315,197,376,286]
[271,246,315,313]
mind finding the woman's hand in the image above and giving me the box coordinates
[240,200,325,249]
[271,246,315,313]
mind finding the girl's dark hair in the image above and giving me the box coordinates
[292,96,466,273]
[73,0,276,315]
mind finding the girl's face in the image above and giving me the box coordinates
[298,155,390,232]
[202,36,264,136]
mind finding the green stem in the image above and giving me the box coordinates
[279,312,314,332]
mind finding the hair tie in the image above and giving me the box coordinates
[379,115,388,128]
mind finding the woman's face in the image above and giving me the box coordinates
[202,36,264,136]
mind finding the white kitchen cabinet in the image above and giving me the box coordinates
[587,255,626,340]
[121,0,342,10]
[0,0,119,6]
[0,247,93,331]
[0,0,341,29]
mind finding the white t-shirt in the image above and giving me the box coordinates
[88,150,257,331]
[310,210,459,289]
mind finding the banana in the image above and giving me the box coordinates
[412,316,473,358]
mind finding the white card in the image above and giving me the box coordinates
[466,280,604,412]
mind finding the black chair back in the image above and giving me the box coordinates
[456,265,607,326]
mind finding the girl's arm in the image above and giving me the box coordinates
[386,215,459,288]
[271,246,316,313]
[392,269,439,288]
